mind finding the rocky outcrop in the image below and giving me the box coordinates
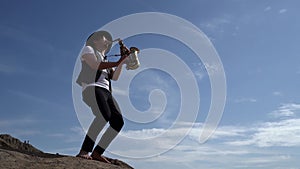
[0,134,134,169]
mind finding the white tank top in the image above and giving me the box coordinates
[80,46,110,91]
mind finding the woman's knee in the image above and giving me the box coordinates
[110,117,124,132]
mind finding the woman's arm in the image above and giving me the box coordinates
[111,58,127,81]
[82,53,128,70]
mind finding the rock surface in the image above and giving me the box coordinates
[0,134,134,169]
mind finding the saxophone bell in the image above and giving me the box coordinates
[126,47,140,70]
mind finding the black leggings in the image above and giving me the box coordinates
[80,86,124,155]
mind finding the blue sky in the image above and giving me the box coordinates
[1,0,300,168]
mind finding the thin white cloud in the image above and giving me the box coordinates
[269,103,300,118]
[226,118,300,147]
[121,128,166,139]
[43,128,83,154]
[185,63,207,81]
[199,14,234,39]
[116,115,300,155]
[6,90,68,111]
[0,25,55,55]
[226,103,300,148]
[189,62,225,86]
[111,86,128,96]
[47,126,85,144]
[273,91,283,96]
[0,63,34,75]
[70,126,86,137]
[12,129,41,137]
[203,62,223,77]
[110,123,249,158]
[201,16,231,31]
[0,24,69,79]
[234,97,257,103]
[192,69,206,80]
[264,6,272,12]
[0,117,41,138]
[0,118,37,128]
[279,9,287,14]
[0,63,16,74]
[187,123,248,142]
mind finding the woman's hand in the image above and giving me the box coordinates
[117,54,129,65]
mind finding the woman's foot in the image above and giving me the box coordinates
[76,150,92,160]
[91,151,111,163]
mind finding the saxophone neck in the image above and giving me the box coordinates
[119,40,130,56]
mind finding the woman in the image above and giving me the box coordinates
[76,30,127,163]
